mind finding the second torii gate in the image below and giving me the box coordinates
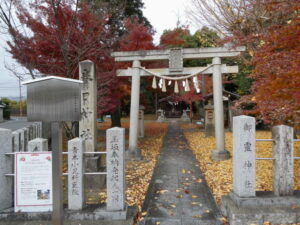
[112,47,245,161]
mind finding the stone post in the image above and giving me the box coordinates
[0,128,13,211]
[272,125,294,196]
[107,127,125,211]
[233,115,256,197]
[12,131,20,152]
[128,60,141,159]
[24,128,29,152]
[32,124,37,139]
[28,138,48,152]
[0,106,4,122]
[68,138,85,210]
[79,60,97,152]
[19,129,25,152]
[28,125,33,141]
[211,57,230,160]
[138,106,145,138]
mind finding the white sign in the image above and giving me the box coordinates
[15,152,52,212]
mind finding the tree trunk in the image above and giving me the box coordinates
[111,108,121,127]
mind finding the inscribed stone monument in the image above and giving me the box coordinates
[106,127,125,211]
[68,138,85,210]
[79,60,97,152]
[233,115,256,197]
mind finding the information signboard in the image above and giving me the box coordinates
[15,152,53,212]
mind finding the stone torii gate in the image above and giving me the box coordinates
[112,47,245,160]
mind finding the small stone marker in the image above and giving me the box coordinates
[157,109,165,122]
[68,138,85,210]
[272,125,294,196]
[233,115,256,197]
[79,60,97,152]
[106,127,125,211]
[181,110,189,121]
[0,128,13,211]
[12,131,20,152]
[28,138,48,152]
[205,101,215,137]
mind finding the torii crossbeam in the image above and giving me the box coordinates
[112,47,245,161]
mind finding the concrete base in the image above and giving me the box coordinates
[230,191,300,208]
[211,149,230,161]
[125,148,142,160]
[85,156,106,190]
[0,205,138,225]
[221,194,300,225]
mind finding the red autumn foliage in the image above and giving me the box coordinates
[230,0,300,126]
[6,0,157,116]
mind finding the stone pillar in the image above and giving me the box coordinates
[42,122,52,139]
[24,128,29,152]
[28,138,48,152]
[272,125,294,196]
[211,57,230,160]
[138,106,145,138]
[79,60,97,152]
[35,122,42,138]
[68,138,85,210]
[12,131,20,152]
[28,125,33,141]
[0,128,13,211]
[107,127,125,211]
[128,60,141,159]
[19,129,25,152]
[32,124,37,139]
[0,106,4,122]
[233,116,256,197]
[204,100,215,137]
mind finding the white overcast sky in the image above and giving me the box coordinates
[0,0,197,98]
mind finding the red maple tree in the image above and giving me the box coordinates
[230,0,300,126]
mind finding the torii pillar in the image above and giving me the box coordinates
[211,57,228,160]
[128,60,142,159]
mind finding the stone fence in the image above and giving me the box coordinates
[222,115,300,225]
[0,126,126,220]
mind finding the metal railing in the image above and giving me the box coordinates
[255,138,300,160]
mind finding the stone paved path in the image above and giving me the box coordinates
[140,121,221,225]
